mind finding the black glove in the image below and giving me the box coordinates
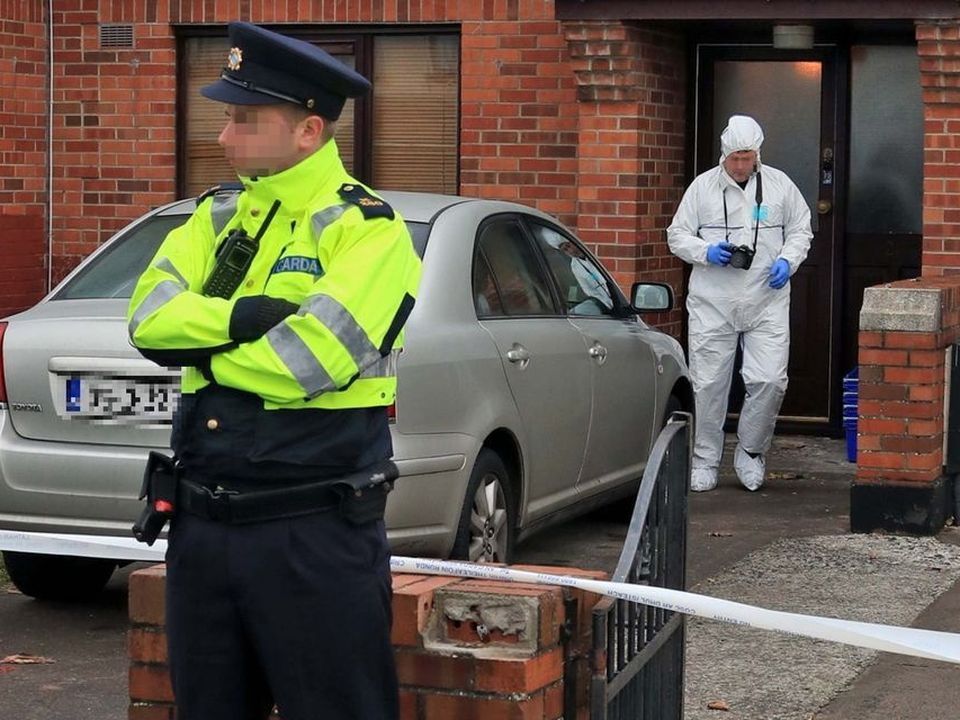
[229,296,300,343]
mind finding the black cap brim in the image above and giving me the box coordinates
[200,78,287,106]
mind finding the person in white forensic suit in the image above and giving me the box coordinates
[667,115,812,492]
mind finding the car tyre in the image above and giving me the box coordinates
[663,393,683,426]
[2,551,116,602]
[451,448,516,564]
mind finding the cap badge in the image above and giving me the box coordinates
[226,47,243,71]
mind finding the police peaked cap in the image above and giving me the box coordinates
[201,21,371,120]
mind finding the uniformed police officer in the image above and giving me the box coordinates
[127,21,421,720]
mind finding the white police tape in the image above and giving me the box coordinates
[392,556,960,664]
[3,530,960,664]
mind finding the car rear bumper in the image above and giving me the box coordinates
[0,410,476,560]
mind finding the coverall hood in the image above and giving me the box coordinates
[719,115,765,167]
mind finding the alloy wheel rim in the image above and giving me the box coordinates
[467,472,508,562]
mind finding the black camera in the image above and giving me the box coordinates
[728,245,755,270]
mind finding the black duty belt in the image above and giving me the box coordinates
[178,478,340,524]
[175,460,399,526]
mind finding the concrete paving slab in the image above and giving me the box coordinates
[685,535,960,719]
[685,433,960,720]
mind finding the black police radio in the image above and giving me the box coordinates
[203,199,282,298]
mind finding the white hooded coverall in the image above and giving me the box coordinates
[667,116,812,472]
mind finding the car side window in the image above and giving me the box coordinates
[472,253,504,317]
[529,222,614,316]
[476,219,558,316]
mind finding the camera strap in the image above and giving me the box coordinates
[722,171,763,252]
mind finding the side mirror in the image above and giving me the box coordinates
[630,282,674,313]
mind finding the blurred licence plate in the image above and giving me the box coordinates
[63,376,179,423]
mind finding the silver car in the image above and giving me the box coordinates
[0,192,691,600]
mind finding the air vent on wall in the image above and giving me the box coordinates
[100,24,134,49]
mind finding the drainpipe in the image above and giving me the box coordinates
[46,0,54,292]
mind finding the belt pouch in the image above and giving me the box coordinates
[329,461,398,525]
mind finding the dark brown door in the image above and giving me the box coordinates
[696,47,840,428]
[840,45,923,380]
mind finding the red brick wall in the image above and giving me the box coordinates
[918,21,960,276]
[0,1,47,314]
[564,21,687,336]
[459,13,580,229]
[128,563,604,719]
[50,0,177,284]
[33,1,688,338]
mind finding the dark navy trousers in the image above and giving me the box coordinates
[165,509,398,720]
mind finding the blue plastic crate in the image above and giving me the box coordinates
[845,424,857,462]
[843,367,859,393]
[842,367,858,462]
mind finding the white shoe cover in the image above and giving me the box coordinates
[734,445,765,491]
[690,467,718,492]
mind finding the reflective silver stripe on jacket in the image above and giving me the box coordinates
[211,192,240,237]
[128,280,185,337]
[302,294,381,374]
[359,349,400,379]
[266,323,336,398]
[311,204,347,237]
[155,258,189,289]
[266,298,397,397]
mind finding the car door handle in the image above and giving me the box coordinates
[506,344,531,368]
[588,342,608,364]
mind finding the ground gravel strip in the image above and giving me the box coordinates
[684,534,960,720]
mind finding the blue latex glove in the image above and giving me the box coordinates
[706,243,734,266]
[768,258,790,289]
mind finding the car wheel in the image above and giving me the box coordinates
[2,551,116,602]
[451,448,516,564]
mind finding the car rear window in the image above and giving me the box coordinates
[407,221,429,257]
[55,214,430,301]
[54,214,190,300]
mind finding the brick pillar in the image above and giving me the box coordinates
[458,5,580,229]
[129,564,604,719]
[563,20,687,338]
[853,277,960,533]
[918,20,960,275]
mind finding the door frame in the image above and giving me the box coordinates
[692,44,846,434]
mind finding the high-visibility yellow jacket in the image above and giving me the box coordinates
[127,140,421,480]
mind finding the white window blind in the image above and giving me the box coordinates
[372,35,458,193]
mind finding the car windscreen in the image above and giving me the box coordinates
[53,214,190,300]
[54,214,430,300]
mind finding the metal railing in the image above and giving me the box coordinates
[589,412,691,720]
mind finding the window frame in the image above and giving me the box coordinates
[173,23,461,197]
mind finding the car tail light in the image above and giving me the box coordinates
[386,402,396,423]
[0,322,6,403]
